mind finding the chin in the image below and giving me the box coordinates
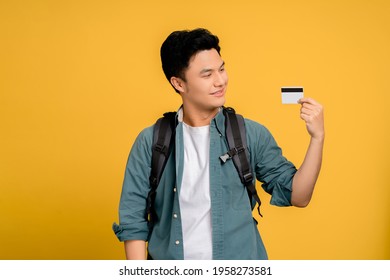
[215,97,226,108]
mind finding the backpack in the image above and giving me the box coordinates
[146,107,262,228]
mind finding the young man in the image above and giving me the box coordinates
[113,28,324,260]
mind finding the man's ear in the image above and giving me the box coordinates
[170,76,185,94]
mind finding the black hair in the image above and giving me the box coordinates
[160,28,221,93]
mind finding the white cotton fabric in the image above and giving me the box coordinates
[179,113,212,260]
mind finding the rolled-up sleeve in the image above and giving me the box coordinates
[249,121,297,206]
[112,126,153,241]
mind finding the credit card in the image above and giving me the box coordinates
[281,87,303,104]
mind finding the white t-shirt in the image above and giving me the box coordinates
[179,119,213,260]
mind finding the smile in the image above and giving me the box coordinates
[211,88,225,97]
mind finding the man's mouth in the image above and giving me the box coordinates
[211,88,225,97]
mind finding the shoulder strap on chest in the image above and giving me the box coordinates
[147,111,176,227]
[222,107,262,217]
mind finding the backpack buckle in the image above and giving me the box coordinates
[235,145,245,154]
[149,176,158,187]
[219,153,231,163]
[227,145,245,157]
[154,143,167,155]
[243,172,253,184]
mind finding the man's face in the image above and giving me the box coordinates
[175,48,228,112]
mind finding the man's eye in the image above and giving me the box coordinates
[220,68,225,72]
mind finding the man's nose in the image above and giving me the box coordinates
[214,72,225,87]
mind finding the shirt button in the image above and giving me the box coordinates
[173,213,178,219]
[173,187,177,192]
[175,240,180,245]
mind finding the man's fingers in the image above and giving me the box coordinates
[300,102,317,111]
[300,112,311,122]
[300,107,313,115]
[298,97,325,140]
[298,97,320,106]
[299,98,324,117]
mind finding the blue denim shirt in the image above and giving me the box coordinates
[113,110,297,259]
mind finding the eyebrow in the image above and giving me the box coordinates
[200,61,225,75]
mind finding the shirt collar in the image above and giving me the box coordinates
[213,108,226,137]
[177,106,184,123]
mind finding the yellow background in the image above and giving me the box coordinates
[1,0,389,259]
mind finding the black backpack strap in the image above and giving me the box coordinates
[147,112,177,228]
[221,107,263,217]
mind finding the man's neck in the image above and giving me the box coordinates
[181,105,220,127]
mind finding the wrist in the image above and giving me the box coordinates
[311,133,325,144]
